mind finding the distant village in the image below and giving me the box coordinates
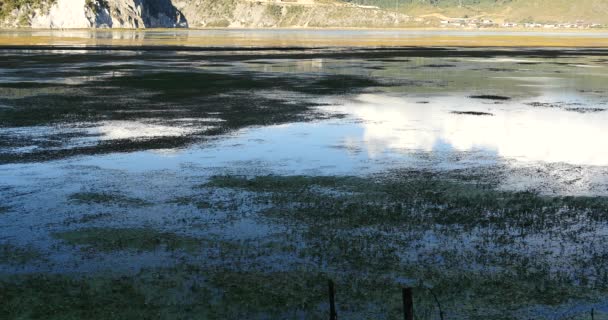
[438,18,603,29]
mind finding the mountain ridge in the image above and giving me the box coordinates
[0,0,606,28]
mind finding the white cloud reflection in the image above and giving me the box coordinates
[331,93,608,166]
[91,121,195,140]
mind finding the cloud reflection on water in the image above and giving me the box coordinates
[331,93,608,166]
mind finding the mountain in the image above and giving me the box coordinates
[354,0,608,25]
[0,0,411,28]
[0,0,606,28]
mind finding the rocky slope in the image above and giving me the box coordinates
[0,0,186,28]
[0,0,410,28]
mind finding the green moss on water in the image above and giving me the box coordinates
[69,192,150,207]
[52,228,201,253]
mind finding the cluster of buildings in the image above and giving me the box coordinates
[439,18,603,29]
[518,22,603,29]
[439,18,496,28]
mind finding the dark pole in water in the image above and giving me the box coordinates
[592,308,595,320]
[403,287,413,320]
[328,280,337,320]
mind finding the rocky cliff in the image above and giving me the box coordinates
[0,0,410,28]
[3,0,187,28]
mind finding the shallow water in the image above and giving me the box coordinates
[2,28,608,47]
[2,46,608,319]
[2,48,608,193]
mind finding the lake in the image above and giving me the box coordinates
[2,30,608,319]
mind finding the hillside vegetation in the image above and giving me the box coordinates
[1,0,607,27]
[0,0,54,20]
[347,0,608,24]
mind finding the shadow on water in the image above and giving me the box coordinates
[0,52,385,163]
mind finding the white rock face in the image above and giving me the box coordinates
[31,0,92,28]
[28,0,187,28]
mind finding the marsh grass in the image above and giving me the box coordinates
[63,213,112,225]
[69,192,150,207]
[167,196,213,209]
[1,261,598,319]
[199,174,608,318]
[52,228,201,252]
[0,243,43,265]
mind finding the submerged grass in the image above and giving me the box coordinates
[167,196,213,209]
[207,174,608,230]
[0,267,328,320]
[205,175,368,192]
[68,192,150,207]
[198,173,608,317]
[0,243,43,265]
[3,171,608,318]
[0,262,601,319]
[52,228,201,253]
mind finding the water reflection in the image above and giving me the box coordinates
[2,29,608,47]
[332,93,608,166]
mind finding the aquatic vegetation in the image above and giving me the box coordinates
[450,111,494,116]
[69,192,150,207]
[52,228,202,252]
[63,213,112,225]
[469,95,512,100]
[205,175,367,192]
[527,102,606,113]
[200,174,608,317]
[168,196,213,209]
[0,243,43,265]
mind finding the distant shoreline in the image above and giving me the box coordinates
[1,28,608,48]
[1,27,607,32]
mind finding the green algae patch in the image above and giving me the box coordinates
[69,192,150,207]
[52,228,201,253]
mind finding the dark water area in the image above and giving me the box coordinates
[2,46,608,319]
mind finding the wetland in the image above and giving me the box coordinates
[2,32,608,319]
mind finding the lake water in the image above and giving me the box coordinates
[2,33,608,319]
[2,28,608,47]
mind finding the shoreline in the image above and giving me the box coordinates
[1,28,608,48]
[1,26,608,32]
